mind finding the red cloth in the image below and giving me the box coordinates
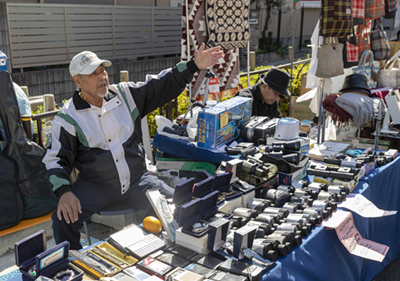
[352,0,365,19]
[323,94,352,125]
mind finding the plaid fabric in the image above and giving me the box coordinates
[347,41,358,62]
[352,0,365,19]
[319,0,352,37]
[370,19,391,60]
[357,22,371,60]
[365,0,385,20]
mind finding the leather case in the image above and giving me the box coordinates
[177,191,220,238]
[14,230,83,281]
[189,254,225,269]
[151,251,191,268]
[135,256,173,279]
[212,172,242,202]
[193,177,214,198]
[164,244,198,260]
[210,270,248,281]
[217,259,265,281]
[173,177,196,219]
[183,263,218,279]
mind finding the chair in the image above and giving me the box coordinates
[82,203,135,245]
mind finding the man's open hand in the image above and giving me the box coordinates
[57,191,82,224]
[193,43,224,69]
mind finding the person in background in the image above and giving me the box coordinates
[236,68,291,118]
[43,45,224,250]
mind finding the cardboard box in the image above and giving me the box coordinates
[300,73,312,95]
[333,173,359,193]
[277,163,309,185]
[289,96,315,122]
[156,158,216,175]
[313,175,333,186]
[197,97,252,150]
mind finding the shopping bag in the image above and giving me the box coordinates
[352,50,380,88]
[339,28,359,68]
[319,0,352,37]
[357,22,371,60]
[370,18,391,61]
[352,0,365,25]
[378,50,400,88]
[316,37,344,78]
[365,0,385,20]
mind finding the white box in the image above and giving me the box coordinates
[241,190,255,207]
[175,229,210,255]
[217,196,242,213]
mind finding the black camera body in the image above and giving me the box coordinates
[240,116,278,144]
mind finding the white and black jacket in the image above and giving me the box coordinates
[43,60,198,198]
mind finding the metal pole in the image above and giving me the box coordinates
[185,0,193,117]
[299,7,304,50]
[374,101,383,150]
[277,8,281,47]
[289,6,296,117]
[247,41,250,87]
[321,108,326,143]
[317,78,324,144]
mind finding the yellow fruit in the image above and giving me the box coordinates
[143,216,162,233]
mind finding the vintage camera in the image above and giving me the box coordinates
[262,188,292,207]
[246,198,271,213]
[240,116,278,144]
[253,237,291,257]
[225,142,257,159]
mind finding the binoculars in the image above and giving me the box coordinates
[225,142,257,159]
[162,124,188,137]
[262,188,292,207]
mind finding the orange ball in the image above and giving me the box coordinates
[143,216,162,233]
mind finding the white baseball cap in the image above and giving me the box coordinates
[69,51,112,77]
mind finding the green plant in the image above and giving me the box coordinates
[147,91,190,140]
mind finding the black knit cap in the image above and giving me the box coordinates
[339,74,371,96]
[260,68,291,97]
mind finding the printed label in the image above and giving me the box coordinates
[40,247,64,270]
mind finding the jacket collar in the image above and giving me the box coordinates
[73,89,118,110]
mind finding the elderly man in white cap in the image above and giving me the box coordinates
[43,44,223,250]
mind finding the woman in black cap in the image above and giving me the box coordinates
[235,68,291,118]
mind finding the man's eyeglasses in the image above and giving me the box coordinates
[271,88,285,99]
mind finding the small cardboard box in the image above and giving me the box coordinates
[156,158,216,175]
[300,73,312,95]
[14,230,83,281]
[289,96,315,122]
[277,163,308,185]
[197,96,252,150]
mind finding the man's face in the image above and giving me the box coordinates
[74,65,109,99]
[260,83,281,105]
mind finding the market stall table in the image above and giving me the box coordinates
[262,156,400,281]
[5,154,399,281]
